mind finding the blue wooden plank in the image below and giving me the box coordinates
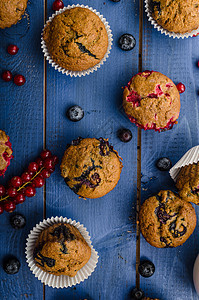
[0,0,44,299]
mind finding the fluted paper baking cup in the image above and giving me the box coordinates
[25,216,99,288]
[169,146,199,182]
[145,0,199,39]
[41,4,113,77]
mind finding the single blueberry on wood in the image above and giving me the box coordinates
[10,213,26,229]
[3,257,21,274]
[156,157,172,171]
[130,288,144,299]
[117,128,132,142]
[138,260,155,277]
[118,34,136,51]
[67,105,84,122]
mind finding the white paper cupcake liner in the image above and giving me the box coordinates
[193,254,199,295]
[145,0,199,39]
[41,4,113,77]
[25,216,99,288]
[169,145,199,182]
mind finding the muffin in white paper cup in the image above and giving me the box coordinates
[25,216,99,288]
[41,4,113,77]
[145,0,199,39]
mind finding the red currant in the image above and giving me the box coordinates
[176,82,185,94]
[48,168,55,173]
[35,158,43,168]
[197,61,199,68]
[40,149,52,160]
[2,70,12,82]
[0,185,6,197]
[4,200,16,212]
[52,155,59,164]
[21,171,32,183]
[7,187,18,198]
[28,162,39,173]
[43,158,55,170]
[10,176,22,188]
[7,44,19,55]
[40,169,51,178]
[14,193,25,204]
[25,186,36,197]
[52,0,64,11]
[33,176,45,188]
[14,74,26,86]
[0,204,4,214]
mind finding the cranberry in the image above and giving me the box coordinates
[0,204,4,214]
[21,172,32,183]
[14,74,26,86]
[7,44,19,55]
[7,187,18,198]
[35,158,43,168]
[43,158,55,170]
[14,193,25,204]
[33,176,45,188]
[10,176,22,188]
[25,186,36,197]
[40,149,52,160]
[52,155,59,164]
[4,200,16,212]
[40,169,51,178]
[52,0,64,11]
[2,70,12,82]
[0,185,6,197]
[176,82,185,94]
[28,162,39,173]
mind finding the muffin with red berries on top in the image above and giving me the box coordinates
[123,70,181,132]
[0,130,13,176]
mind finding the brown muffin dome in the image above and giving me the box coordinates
[123,71,180,131]
[33,223,91,277]
[152,0,199,34]
[60,137,123,199]
[139,190,196,248]
[43,7,109,71]
[0,0,28,29]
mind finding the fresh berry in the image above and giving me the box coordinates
[117,128,132,142]
[14,74,26,86]
[0,185,6,197]
[4,200,16,212]
[21,171,32,183]
[67,105,84,122]
[0,205,4,214]
[33,176,45,188]
[3,257,20,274]
[10,176,22,188]
[52,155,59,164]
[52,0,64,10]
[7,44,19,55]
[35,158,43,168]
[176,82,185,93]
[156,157,172,171]
[10,213,26,229]
[118,34,136,51]
[130,288,144,300]
[111,0,121,2]
[138,260,155,278]
[25,186,36,197]
[40,149,52,160]
[198,61,199,68]
[7,187,18,198]
[28,162,39,173]
[14,193,25,204]
[43,158,55,170]
[40,169,51,178]
[48,168,55,174]
[2,70,12,82]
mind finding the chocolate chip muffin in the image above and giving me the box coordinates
[0,0,28,29]
[0,130,13,176]
[60,137,123,199]
[139,190,196,248]
[152,0,199,34]
[43,7,109,71]
[176,162,199,205]
[123,71,180,132]
[34,223,91,277]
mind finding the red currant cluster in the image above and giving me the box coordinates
[0,150,58,214]
[2,45,26,86]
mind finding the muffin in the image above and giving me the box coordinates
[43,7,109,72]
[123,70,180,131]
[0,130,13,176]
[33,222,91,277]
[0,0,28,29]
[176,162,199,205]
[60,137,123,199]
[139,190,196,248]
[151,0,199,34]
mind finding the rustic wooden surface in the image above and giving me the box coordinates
[0,0,199,299]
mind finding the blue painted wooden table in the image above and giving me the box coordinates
[0,0,199,299]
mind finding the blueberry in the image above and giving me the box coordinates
[118,34,136,51]
[10,213,26,229]
[3,257,21,274]
[138,260,155,278]
[111,0,121,2]
[67,105,84,122]
[131,288,144,300]
[117,128,132,142]
[156,157,172,171]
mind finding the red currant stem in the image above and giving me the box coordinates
[0,167,44,202]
